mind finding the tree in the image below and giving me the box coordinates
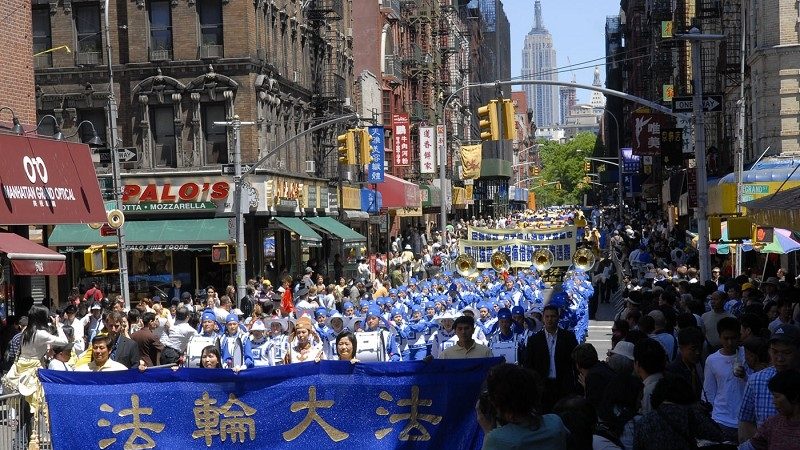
[535,132,603,207]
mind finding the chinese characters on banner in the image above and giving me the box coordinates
[436,124,445,168]
[40,359,498,449]
[621,148,641,173]
[392,113,410,167]
[418,126,436,174]
[660,128,683,167]
[631,112,666,156]
[367,126,385,183]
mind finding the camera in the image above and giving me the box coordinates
[478,391,495,420]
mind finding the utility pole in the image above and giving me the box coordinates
[214,116,255,304]
[677,27,725,283]
[103,0,129,308]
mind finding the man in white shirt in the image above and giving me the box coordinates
[439,316,492,359]
[76,335,128,372]
[161,306,197,364]
[64,305,85,353]
[703,317,746,442]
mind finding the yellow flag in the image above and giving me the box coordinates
[460,145,482,179]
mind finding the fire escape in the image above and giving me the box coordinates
[720,0,745,163]
[402,0,435,123]
[305,0,348,179]
[697,0,724,173]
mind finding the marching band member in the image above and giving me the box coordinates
[429,311,459,359]
[219,314,254,372]
[402,305,432,361]
[246,320,274,367]
[265,317,289,366]
[324,312,347,359]
[476,302,497,337]
[361,306,400,362]
[389,308,409,360]
[488,308,522,364]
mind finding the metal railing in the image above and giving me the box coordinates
[0,392,51,450]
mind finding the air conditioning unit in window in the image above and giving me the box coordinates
[199,44,223,59]
[305,160,315,174]
[75,52,101,66]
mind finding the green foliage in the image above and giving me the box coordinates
[535,132,602,207]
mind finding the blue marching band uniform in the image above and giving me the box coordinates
[186,266,592,367]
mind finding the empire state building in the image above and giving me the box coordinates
[521,1,560,127]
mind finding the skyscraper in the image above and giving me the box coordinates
[522,1,560,127]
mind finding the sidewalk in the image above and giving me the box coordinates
[586,301,617,357]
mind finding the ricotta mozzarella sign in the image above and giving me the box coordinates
[0,134,106,224]
[122,178,231,213]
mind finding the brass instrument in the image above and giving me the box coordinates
[573,247,596,272]
[490,251,511,273]
[454,254,478,278]
[532,248,554,272]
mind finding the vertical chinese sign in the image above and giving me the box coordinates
[630,112,666,156]
[368,126,385,183]
[418,126,435,174]
[392,113,410,168]
[436,124,445,168]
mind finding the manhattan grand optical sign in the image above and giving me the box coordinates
[122,177,231,213]
[0,134,106,224]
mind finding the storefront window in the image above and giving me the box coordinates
[130,250,173,297]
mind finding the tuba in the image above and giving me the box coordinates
[573,247,596,272]
[454,254,478,278]
[490,251,511,273]
[532,248,554,272]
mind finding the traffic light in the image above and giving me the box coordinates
[477,100,500,141]
[583,176,591,184]
[211,244,231,263]
[357,128,372,165]
[533,166,540,176]
[337,130,355,165]
[501,99,515,140]
[555,182,562,190]
[584,161,591,172]
[83,245,107,272]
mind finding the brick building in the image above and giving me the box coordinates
[1,0,36,125]
[37,0,361,298]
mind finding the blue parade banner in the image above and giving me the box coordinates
[40,358,500,450]
[367,126,385,183]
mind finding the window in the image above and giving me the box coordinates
[149,0,172,56]
[32,6,52,67]
[201,103,227,164]
[74,4,102,55]
[151,106,177,167]
[197,0,223,46]
[77,109,107,145]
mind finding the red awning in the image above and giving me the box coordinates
[0,134,107,224]
[375,174,422,208]
[0,232,66,276]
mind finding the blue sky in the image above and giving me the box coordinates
[505,0,620,103]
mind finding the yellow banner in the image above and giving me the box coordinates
[460,145,482,180]
[458,238,575,268]
[341,187,361,210]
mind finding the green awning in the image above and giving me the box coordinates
[273,217,322,244]
[304,216,366,244]
[49,218,232,247]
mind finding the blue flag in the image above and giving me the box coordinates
[40,358,500,449]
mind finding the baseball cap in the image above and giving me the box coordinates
[225,313,239,324]
[609,341,635,361]
[769,324,800,345]
[496,308,512,321]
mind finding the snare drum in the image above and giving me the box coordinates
[354,331,386,362]
[185,335,219,368]
[491,340,518,364]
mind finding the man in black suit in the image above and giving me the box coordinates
[103,310,140,369]
[524,304,578,412]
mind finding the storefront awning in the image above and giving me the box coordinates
[421,185,441,208]
[304,216,366,245]
[0,232,66,275]
[342,210,369,220]
[48,218,231,248]
[0,134,107,224]
[376,174,421,209]
[272,217,322,245]
[743,185,800,230]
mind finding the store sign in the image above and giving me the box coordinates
[392,113,410,168]
[328,190,339,210]
[631,112,665,156]
[419,126,436,174]
[122,178,230,214]
[265,177,305,211]
[0,134,107,224]
[319,186,329,209]
[341,187,361,210]
[367,126,385,183]
[128,244,190,251]
[307,185,318,209]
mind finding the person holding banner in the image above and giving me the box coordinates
[285,316,325,364]
[247,320,274,367]
[440,315,492,359]
[265,317,289,365]
[429,311,459,359]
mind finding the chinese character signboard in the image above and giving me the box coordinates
[660,128,683,167]
[367,126,385,183]
[392,113,410,167]
[40,359,498,449]
[631,112,666,156]
[418,126,435,174]
[436,124,445,168]
[621,148,641,173]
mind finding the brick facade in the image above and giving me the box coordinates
[0,0,36,125]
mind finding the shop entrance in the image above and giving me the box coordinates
[195,255,234,295]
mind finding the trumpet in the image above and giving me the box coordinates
[532,248,554,272]
[573,247,596,272]
[490,251,511,273]
[454,254,478,278]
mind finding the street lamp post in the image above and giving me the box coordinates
[676,27,725,283]
[103,0,130,308]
